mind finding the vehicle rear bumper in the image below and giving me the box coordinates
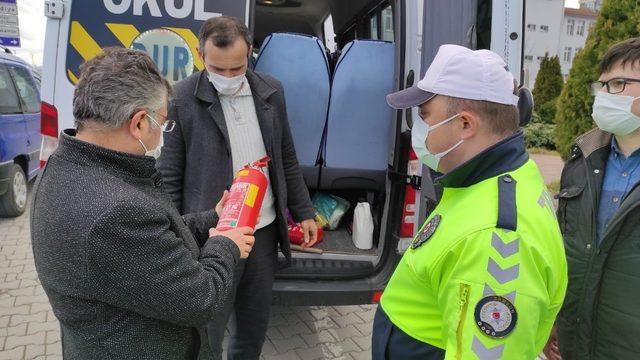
[272,278,384,306]
[0,161,13,196]
[272,234,404,306]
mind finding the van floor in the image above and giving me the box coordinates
[313,228,377,255]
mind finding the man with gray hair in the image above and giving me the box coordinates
[30,47,254,359]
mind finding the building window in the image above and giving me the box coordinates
[567,19,575,36]
[527,24,536,31]
[563,47,573,62]
[577,20,586,36]
[537,56,545,61]
[525,55,533,61]
[540,25,549,32]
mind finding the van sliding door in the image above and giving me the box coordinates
[413,0,481,230]
[420,0,479,76]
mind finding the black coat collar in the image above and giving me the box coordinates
[57,129,157,180]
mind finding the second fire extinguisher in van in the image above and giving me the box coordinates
[216,157,270,231]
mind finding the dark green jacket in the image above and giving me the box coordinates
[557,128,640,359]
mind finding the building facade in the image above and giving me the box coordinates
[557,7,598,78]
[579,0,603,11]
[522,0,565,89]
[523,0,598,89]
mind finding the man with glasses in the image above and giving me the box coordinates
[31,47,255,359]
[544,37,640,360]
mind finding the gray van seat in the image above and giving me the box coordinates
[321,40,395,190]
[254,33,331,187]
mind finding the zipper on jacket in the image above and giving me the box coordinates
[584,157,599,250]
[456,284,471,360]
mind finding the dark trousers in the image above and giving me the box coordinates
[372,306,445,360]
[207,223,278,360]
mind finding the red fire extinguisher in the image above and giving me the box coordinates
[216,156,270,231]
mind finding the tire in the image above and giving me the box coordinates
[0,164,28,217]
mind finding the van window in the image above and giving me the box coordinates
[0,65,22,114]
[33,75,41,90]
[381,6,393,42]
[9,66,40,114]
[255,0,393,53]
[369,15,379,40]
[365,4,393,43]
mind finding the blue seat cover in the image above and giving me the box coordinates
[322,40,395,190]
[254,33,331,186]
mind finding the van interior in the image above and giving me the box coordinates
[251,0,398,266]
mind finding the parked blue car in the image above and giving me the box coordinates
[0,48,41,217]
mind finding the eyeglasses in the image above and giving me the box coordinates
[591,77,640,96]
[147,112,176,133]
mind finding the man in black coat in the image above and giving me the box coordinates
[157,16,318,359]
[31,47,254,359]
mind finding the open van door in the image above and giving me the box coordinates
[263,0,524,306]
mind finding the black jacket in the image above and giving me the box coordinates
[157,69,315,261]
[557,128,640,359]
[31,130,240,359]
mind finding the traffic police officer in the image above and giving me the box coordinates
[372,45,568,359]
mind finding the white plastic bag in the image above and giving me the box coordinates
[352,202,374,250]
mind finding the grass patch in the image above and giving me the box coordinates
[528,147,561,156]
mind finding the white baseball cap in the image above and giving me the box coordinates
[387,44,519,109]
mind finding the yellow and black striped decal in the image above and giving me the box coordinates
[65,1,248,84]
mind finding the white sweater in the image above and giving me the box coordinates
[219,79,276,229]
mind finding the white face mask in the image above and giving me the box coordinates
[412,113,464,171]
[208,71,246,95]
[592,92,640,136]
[138,115,163,160]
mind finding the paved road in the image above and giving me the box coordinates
[0,192,375,360]
[531,153,564,186]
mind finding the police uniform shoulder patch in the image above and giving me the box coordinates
[411,215,441,249]
[474,295,517,339]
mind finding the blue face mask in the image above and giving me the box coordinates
[412,113,464,171]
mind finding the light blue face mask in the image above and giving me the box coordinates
[411,113,464,171]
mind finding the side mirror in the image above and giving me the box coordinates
[517,87,534,127]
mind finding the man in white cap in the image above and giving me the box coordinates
[371,44,567,359]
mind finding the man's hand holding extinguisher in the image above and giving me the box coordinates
[209,191,255,259]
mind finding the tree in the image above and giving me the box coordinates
[554,0,640,159]
[532,54,564,112]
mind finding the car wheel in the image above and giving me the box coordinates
[0,164,28,217]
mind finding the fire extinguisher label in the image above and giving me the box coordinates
[245,184,259,208]
[218,182,250,229]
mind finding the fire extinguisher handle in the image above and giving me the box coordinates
[253,156,271,168]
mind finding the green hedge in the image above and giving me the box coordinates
[532,55,563,112]
[525,122,557,150]
[537,100,558,125]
